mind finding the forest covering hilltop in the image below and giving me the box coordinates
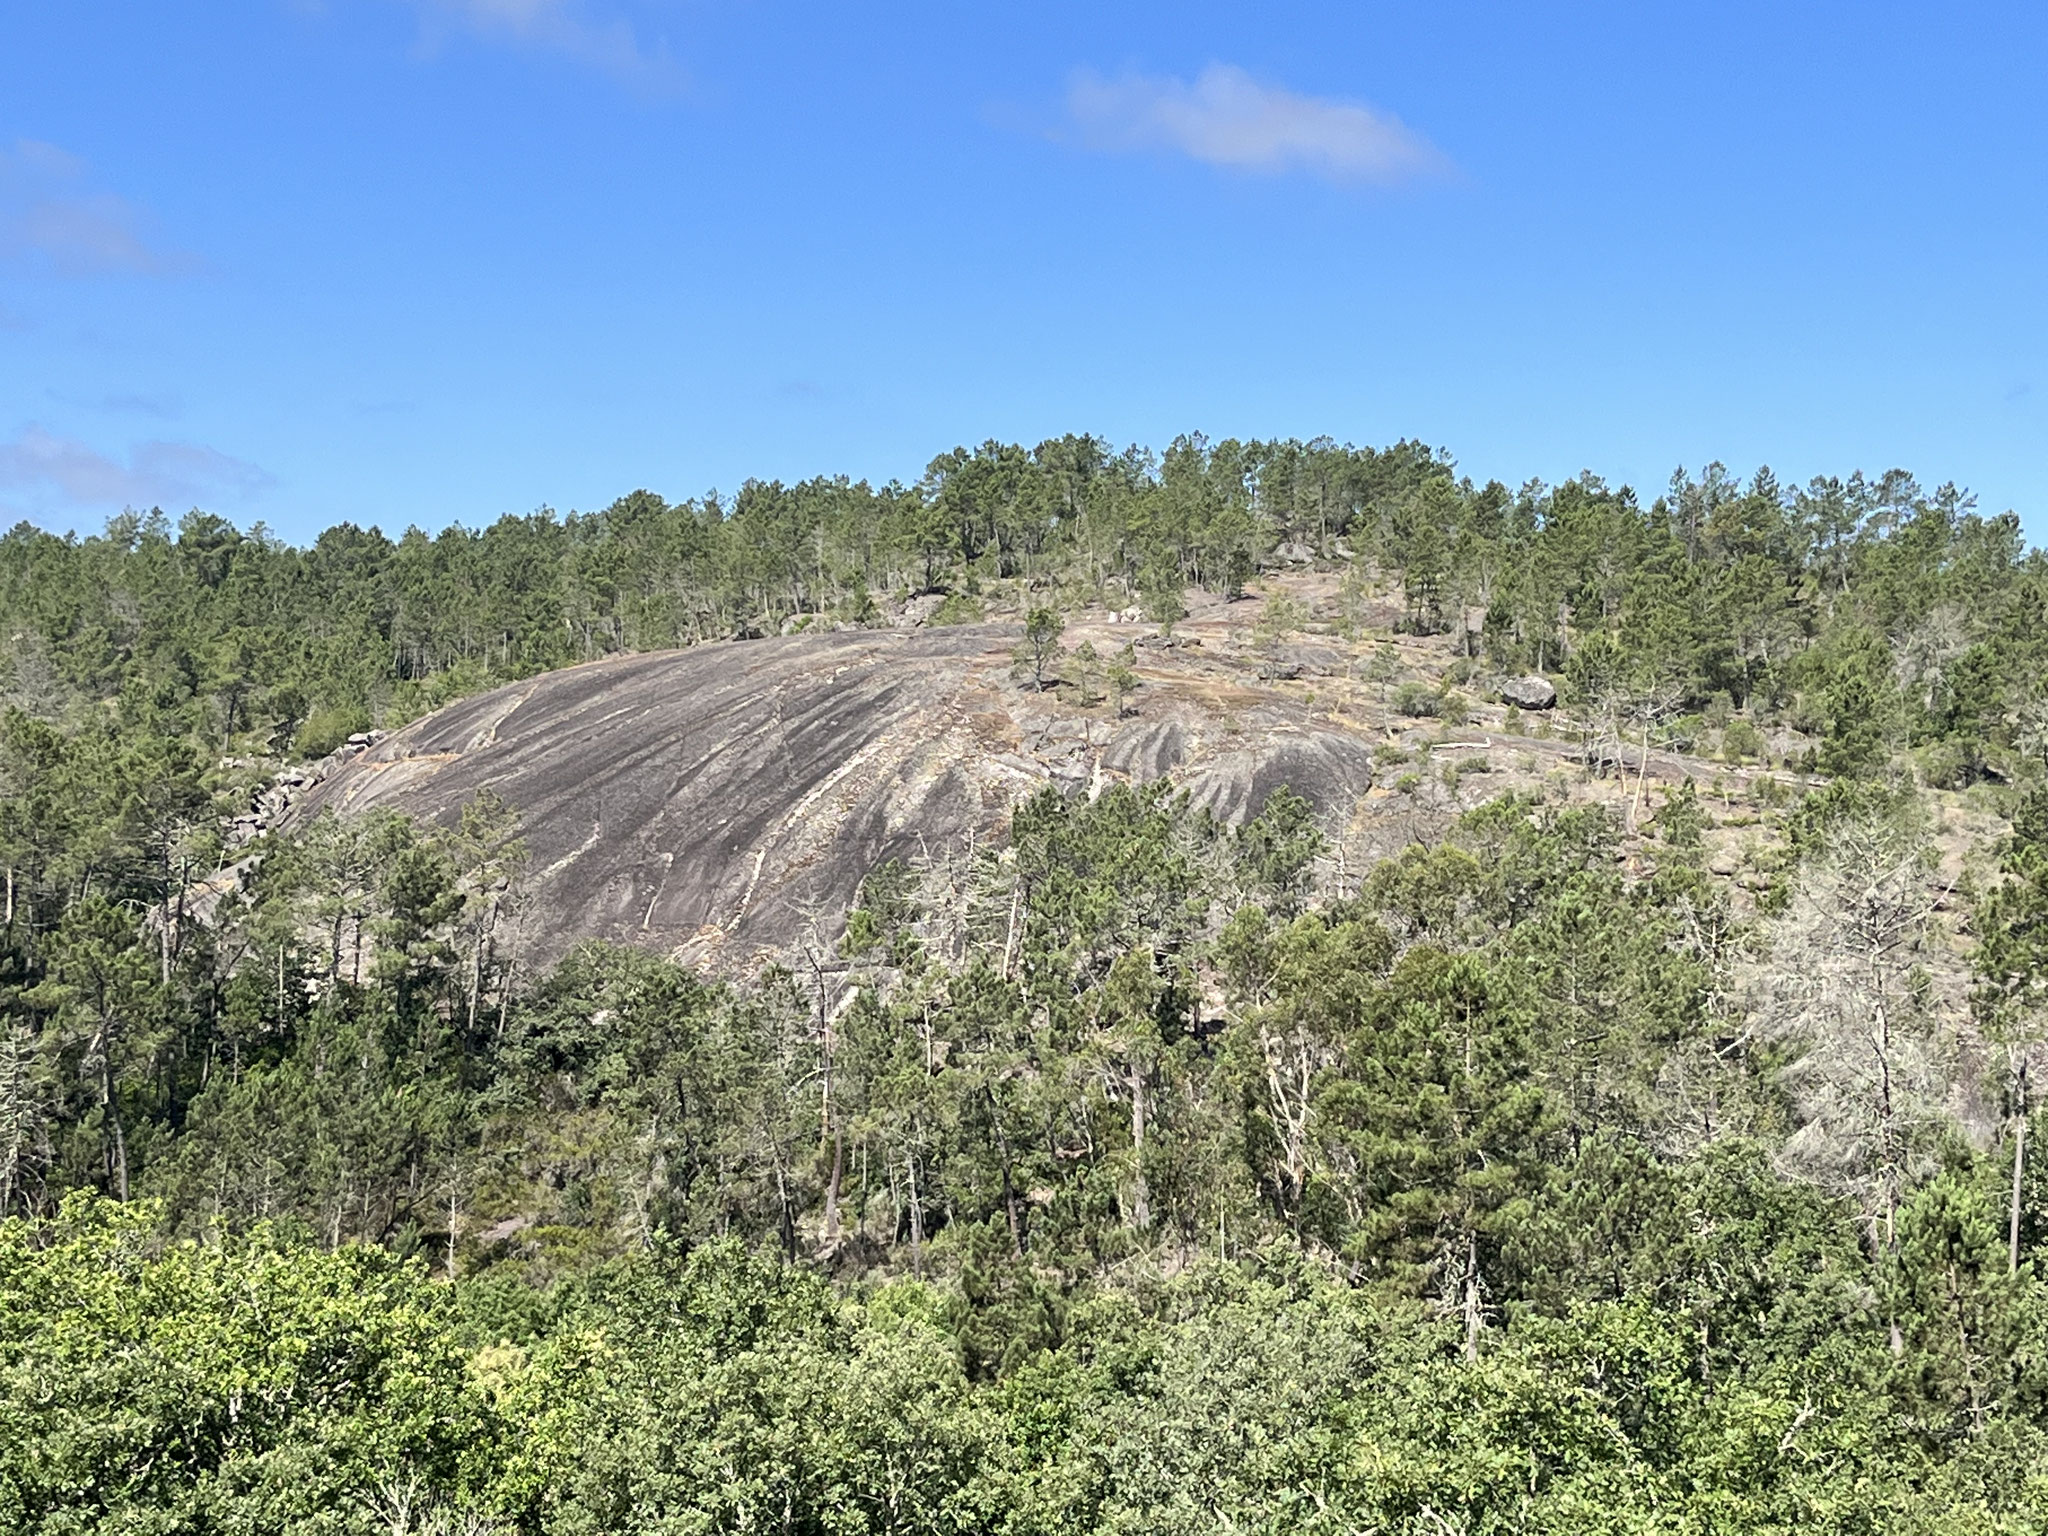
[5,434,2048,1533]
[4,434,2031,768]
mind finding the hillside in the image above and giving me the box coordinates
[281,601,1386,969]
[274,567,1994,981]
[7,444,2048,1533]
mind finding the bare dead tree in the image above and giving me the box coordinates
[1744,811,1956,1253]
[1624,682,1688,833]
[0,1022,42,1215]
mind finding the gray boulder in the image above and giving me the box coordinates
[1497,675,1558,710]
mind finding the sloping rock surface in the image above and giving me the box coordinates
[287,625,1374,970]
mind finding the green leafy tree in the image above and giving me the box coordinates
[1015,606,1066,692]
[1106,644,1139,718]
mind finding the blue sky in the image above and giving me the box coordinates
[1,1,2044,541]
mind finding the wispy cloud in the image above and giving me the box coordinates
[1065,64,1446,185]
[45,387,183,419]
[96,391,183,418]
[0,141,194,277]
[0,425,272,514]
[410,0,680,90]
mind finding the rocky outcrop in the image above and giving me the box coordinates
[1180,729,1376,824]
[225,734,386,849]
[896,593,946,627]
[282,626,1374,972]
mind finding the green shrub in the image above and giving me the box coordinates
[1721,718,1765,763]
[1393,681,1440,718]
[0,1196,493,1534]
[1916,738,1977,791]
[836,586,883,626]
[294,703,370,758]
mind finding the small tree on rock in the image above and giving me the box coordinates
[1015,606,1065,692]
[1108,645,1139,718]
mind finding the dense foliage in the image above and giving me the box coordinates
[6,436,2048,1530]
[4,437,2042,774]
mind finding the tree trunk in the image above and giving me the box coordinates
[0,1026,29,1214]
[1874,978,1899,1253]
[173,858,188,968]
[820,1129,844,1254]
[2011,1063,2029,1276]
[989,1090,1025,1257]
[906,1151,925,1278]
[818,965,841,1252]
[1462,1226,1481,1362]
[775,1162,795,1258]
[1630,715,1652,830]
[1001,883,1022,981]
[1949,1263,1985,1434]
[102,1047,128,1202]
[1129,1061,1150,1231]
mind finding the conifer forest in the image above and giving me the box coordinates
[8,434,2048,1532]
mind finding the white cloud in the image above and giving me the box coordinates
[1065,64,1446,185]
[0,140,192,277]
[411,0,680,90]
[0,425,272,513]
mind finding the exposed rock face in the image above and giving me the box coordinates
[896,593,946,627]
[1099,720,1188,781]
[285,625,1375,972]
[1497,675,1558,710]
[1178,731,1375,824]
